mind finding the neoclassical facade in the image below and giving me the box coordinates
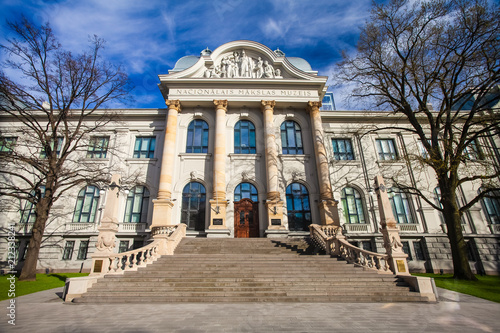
[1,40,499,274]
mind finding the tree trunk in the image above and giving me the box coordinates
[442,197,477,281]
[18,198,51,281]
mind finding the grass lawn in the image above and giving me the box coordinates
[413,273,500,303]
[0,273,88,301]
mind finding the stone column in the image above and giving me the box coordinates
[307,101,340,226]
[208,100,229,230]
[261,100,285,230]
[90,174,120,275]
[374,175,410,275]
[151,100,181,235]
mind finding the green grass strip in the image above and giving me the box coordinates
[0,273,89,301]
[413,273,500,303]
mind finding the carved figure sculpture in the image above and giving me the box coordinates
[263,61,274,78]
[96,232,116,252]
[239,50,252,77]
[254,57,264,78]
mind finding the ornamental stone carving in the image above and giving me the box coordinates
[96,231,116,252]
[204,50,282,79]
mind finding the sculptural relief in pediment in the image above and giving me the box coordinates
[202,50,283,79]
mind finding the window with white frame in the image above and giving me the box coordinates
[40,136,63,158]
[375,138,398,160]
[133,136,156,158]
[87,136,109,158]
[332,139,354,160]
[389,188,415,224]
[480,189,500,224]
[0,137,17,154]
[123,186,150,223]
[62,241,75,260]
[341,187,366,223]
[20,186,46,223]
[73,185,100,223]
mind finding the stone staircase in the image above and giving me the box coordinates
[74,238,432,303]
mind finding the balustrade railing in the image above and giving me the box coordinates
[99,223,187,275]
[309,224,391,274]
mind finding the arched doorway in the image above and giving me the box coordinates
[286,183,311,231]
[181,182,206,231]
[234,183,259,238]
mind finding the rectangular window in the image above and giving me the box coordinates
[413,241,425,261]
[40,137,63,158]
[87,136,109,158]
[77,240,89,260]
[417,140,429,159]
[332,139,354,160]
[133,137,156,158]
[118,240,129,253]
[62,241,75,260]
[0,137,17,153]
[401,241,412,261]
[376,139,397,160]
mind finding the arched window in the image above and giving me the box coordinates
[389,188,415,224]
[73,185,100,223]
[234,183,258,202]
[234,120,256,154]
[20,186,45,223]
[186,119,209,153]
[480,189,500,224]
[124,186,150,223]
[181,182,206,231]
[280,120,303,154]
[286,183,311,231]
[341,187,366,224]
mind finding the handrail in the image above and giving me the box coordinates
[309,224,391,274]
[105,223,187,275]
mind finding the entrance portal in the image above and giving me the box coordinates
[234,198,259,238]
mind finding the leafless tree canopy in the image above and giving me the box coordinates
[335,0,500,280]
[0,17,132,280]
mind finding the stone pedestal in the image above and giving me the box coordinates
[265,200,285,230]
[374,175,410,275]
[208,199,228,229]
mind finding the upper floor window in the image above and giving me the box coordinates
[186,119,209,153]
[464,139,482,160]
[376,138,398,160]
[332,139,354,160]
[87,136,109,158]
[133,136,156,158]
[341,187,366,223]
[0,137,17,154]
[234,120,256,154]
[73,185,100,223]
[389,188,415,224]
[281,120,303,155]
[124,186,150,223]
[40,136,63,158]
[480,190,500,224]
[20,186,46,223]
[320,92,336,111]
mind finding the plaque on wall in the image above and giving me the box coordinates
[93,260,103,273]
[271,219,281,226]
[396,260,406,273]
[213,219,223,226]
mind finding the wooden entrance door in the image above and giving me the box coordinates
[234,198,259,238]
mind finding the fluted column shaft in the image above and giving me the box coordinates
[151,100,181,231]
[208,100,229,230]
[157,100,181,200]
[213,100,227,200]
[261,100,284,230]
[307,101,339,226]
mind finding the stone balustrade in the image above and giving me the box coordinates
[310,223,391,274]
[107,239,162,274]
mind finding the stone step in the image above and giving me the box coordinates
[101,276,400,283]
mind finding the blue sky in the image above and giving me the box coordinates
[0,0,377,109]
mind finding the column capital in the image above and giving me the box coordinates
[165,99,182,112]
[306,101,322,113]
[261,100,276,112]
[213,99,228,111]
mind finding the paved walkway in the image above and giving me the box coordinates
[1,287,499,332]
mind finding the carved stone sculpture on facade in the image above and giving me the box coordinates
[203,50,281,79]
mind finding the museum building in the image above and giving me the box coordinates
[1,40,499,275]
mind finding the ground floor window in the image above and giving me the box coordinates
[62,241,75,260]
[286,183,311,231]
[181,182,206,231]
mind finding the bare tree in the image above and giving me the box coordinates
[335,0,500,280]
[0,17,132,280]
